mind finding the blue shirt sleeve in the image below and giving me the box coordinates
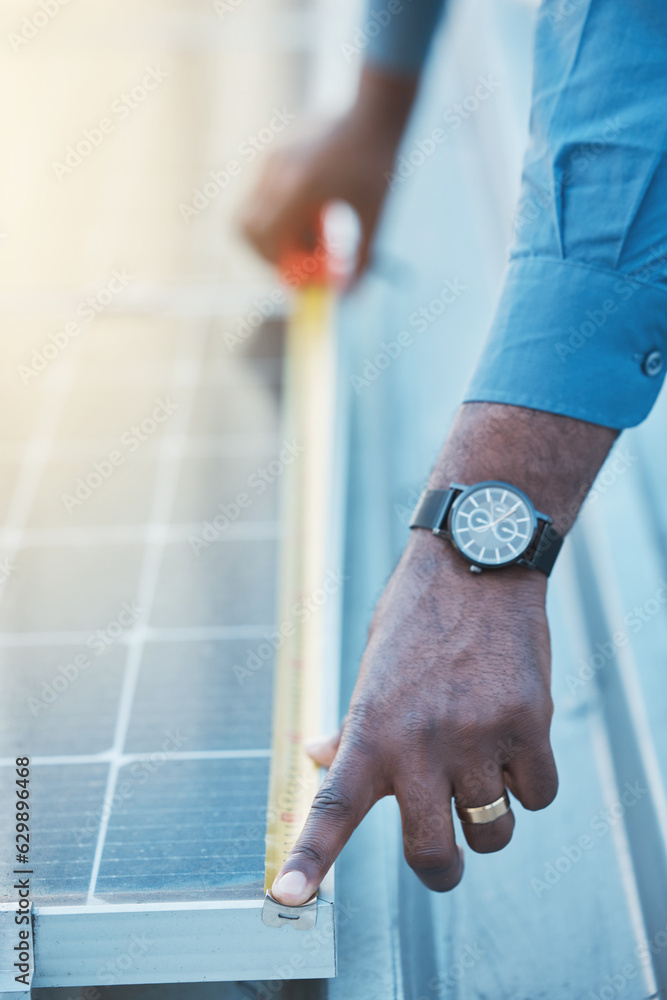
[464,0,667,429]
[361,0,447,76]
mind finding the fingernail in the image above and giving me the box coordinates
[304,737,329,755]
[272,869,309,903]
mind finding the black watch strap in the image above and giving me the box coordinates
[409,486,563,577]
[527,523,563,576]
[409,489,454,532]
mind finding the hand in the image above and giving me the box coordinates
[268,402,618,906]
[240,67,417,277]
[270,529,558,904]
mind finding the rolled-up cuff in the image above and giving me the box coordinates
[464,257,667,429]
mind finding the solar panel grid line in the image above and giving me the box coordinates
[32,367,282,395]
[0,431,281,464]
[0,291,287,322]
[0,623,277,648]
[84,343,206,905]
[15,369,163,393]
[16,519,280,547]
[0,750,273,768]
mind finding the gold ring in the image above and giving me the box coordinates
[456,791,511,825]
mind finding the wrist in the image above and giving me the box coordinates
[405,525,547,598]
[428,403,617,536]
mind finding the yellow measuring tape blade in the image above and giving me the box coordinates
[264,282,336,895]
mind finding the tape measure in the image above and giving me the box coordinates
[262,269,336,930]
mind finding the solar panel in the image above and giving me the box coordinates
[0,320,336,990]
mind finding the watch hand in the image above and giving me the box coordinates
[487,502,520,530]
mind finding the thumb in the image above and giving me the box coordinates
[304,723,344,767]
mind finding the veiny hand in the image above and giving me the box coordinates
[241,67,417,276]
[270,528,559,904]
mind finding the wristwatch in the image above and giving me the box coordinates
[409,480,563,576]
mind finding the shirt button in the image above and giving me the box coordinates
[642,350,664,377]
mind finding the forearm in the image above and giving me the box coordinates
[362,0,447,77]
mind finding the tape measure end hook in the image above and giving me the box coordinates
[262,891,318,929]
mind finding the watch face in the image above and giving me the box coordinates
[449,482,536,567]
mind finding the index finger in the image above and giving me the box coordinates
[269,749,379,905]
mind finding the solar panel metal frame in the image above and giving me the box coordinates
[27,877,335,988]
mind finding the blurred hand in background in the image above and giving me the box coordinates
[241,67,417,278]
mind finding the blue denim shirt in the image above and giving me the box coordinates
[365,0,667,428]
